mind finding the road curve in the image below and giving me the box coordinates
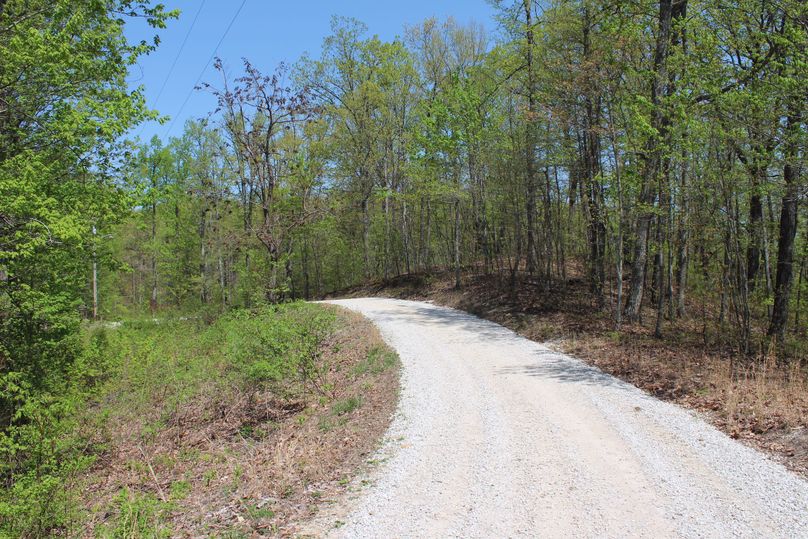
[324,298,808,538]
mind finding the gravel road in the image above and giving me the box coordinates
[323,298,808,538]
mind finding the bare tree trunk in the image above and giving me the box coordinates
[582,7,607,307]
[303,236,311,300]
[675,229,689,317]
[150,197,158,314]
[763,193,775,317]
[199,205,209,304]
[768,107,801,343]
[654,212,666,337]
[675,158,689,317]
[401,198,412,274]
[91,225,98,320]
[747,182,763,288]
[384,192,391,281]
[362,194,371,280]
[424,198,432,271]
[524,0,538,276]
[454,196,462,289]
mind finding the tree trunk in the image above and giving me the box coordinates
[625,0,685,321]
[454,196,462,289]
[199,205,209,304]
[747,184,763,288]
[91,225,98,320]
[150,197,158,314]
[303,236,311,300]
[362,195,371,280]
[384,192,391,281]
[675,159,689,317]
[523,0,538,275]
[768,107,801,342]
[654,212,665,337]
[581,7,607,307]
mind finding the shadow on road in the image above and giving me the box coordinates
[338,298,630,392]
[495,352,628,390]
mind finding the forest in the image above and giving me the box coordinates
[0,0,806,535]
[105,1,806,349]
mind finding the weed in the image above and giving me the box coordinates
[331,396,363,416]
[170,480,192,501]
[232,464,244,489]
[100,488,171,538]
[238,424,268,440]
[178,448,200,462]
[353,346,398,377]
[318,417,335,432]
[247,504,275,520]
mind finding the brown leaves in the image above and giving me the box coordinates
[337,268,808,478]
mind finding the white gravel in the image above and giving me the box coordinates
[322,298,808,538]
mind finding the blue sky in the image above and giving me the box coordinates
[126,0,498,143]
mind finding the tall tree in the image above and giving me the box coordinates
[624,0,688,322]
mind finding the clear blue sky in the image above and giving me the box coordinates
[126,0,498,143]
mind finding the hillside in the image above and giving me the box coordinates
[0,304,398,537]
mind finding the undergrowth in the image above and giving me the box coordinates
[0,302,338,538]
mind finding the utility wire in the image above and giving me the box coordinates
[163,0,248,139]
[152,0,207,109]
[134,0,207,141]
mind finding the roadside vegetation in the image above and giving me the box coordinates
[1,0,806,535]
[1,302,398,537]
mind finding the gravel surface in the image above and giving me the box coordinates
[322,298,808,538]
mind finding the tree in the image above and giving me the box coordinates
[210,59,313,301]
[0,0,174,390]
[624,0,688,322]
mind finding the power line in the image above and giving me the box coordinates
[152,0,207,109]
[134,0,207,141]
[163,0,248,139]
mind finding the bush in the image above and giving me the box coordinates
[221,303,336,397]
[0,374,89,537]
[0,302,340,536]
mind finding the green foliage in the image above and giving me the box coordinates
[0,302,340,536]
[0,4,176,534]
[0,325,112,537]
[0,0,177,396]
[353,346,399,377]
[169,480,192,501]
[98,489,172,539]
[331,396,363,416]
[222,303,337,396]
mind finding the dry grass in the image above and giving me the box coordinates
[330,270,808,477]
[79,306,399,537]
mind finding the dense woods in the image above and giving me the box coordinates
[0,0,806,533]
[100,1,806,350]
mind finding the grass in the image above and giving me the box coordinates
[96,489,172,539]
[331,396,363,416]
[0,302,400,537]
[353,346,399,377]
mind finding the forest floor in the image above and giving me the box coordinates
[76,304,399,537]
[328,270,808,478]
